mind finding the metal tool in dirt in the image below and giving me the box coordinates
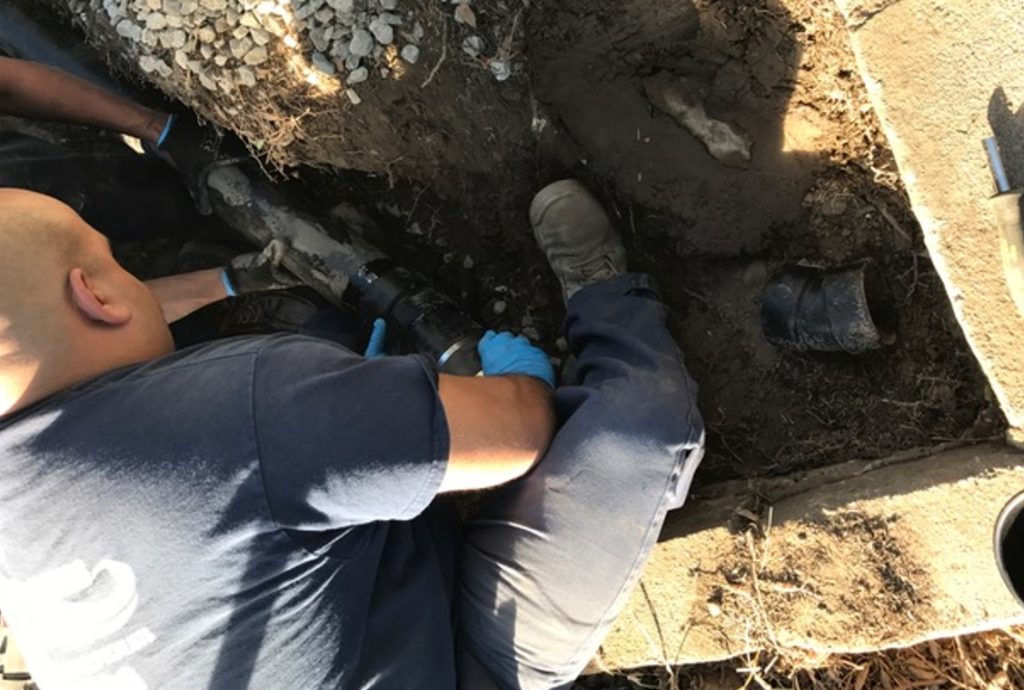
[0,3,484,375]
[984,136,1024,318]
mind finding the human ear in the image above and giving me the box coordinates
[68,268,132,326]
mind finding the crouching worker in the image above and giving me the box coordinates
[0,180,704,690]
[0,56,703,690]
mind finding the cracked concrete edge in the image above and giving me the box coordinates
[854,71,1024,433]
[831,0,1024,442]
[592,444,1024,672]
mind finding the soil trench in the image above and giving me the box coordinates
[39,0,1003,482]
[366,0,1003,483]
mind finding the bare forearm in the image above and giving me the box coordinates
[437,374,556,492]
[0,57,167,143]
[145,269,228,324]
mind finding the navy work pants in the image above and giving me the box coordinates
[456,274,705,689]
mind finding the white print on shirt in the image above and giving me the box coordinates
[1,559,156,690]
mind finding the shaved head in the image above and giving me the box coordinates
[0,188,172,415]
[0,189,90,352]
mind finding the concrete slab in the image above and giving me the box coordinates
[592,444,1024,671]
[829,0,1024,440]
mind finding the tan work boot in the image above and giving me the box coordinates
[529,179,628,303]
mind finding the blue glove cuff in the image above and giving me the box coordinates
[156,114,176,148]
[523,364,556,389]
[364,318,388,359]
[220,268,238,297]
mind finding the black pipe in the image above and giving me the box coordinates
[205,165,483,373]
[996,491,1024,609]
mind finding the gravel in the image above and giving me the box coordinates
[346,66,368,84]
[68,0,519,107]
[461,34,483,58]
[349,28,374,57]
[400,44,419,64]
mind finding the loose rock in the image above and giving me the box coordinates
[250,28,270,46]
[116,20,143,41]
[311,52,336,75]
[400,44,419,64]
[310,27,330,52]
[98,0,435,97]
[198,71,217,90]
[368,19,393,45]
[160,29,187,49]
[236,65,257,86]
[490,59,511,81]
[145,13,167,30]
[349,28,374,56]
[462,35,483,58]
[454,3,476,28]
[229,37,251,58]
[243,45,268,65]
[347,66,368,84]
[138,54,162,73]
[331,39,350,60]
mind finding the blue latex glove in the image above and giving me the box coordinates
[364,319,388,358]
[477,330,556,389]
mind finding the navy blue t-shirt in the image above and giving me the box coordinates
[0,335,458,690]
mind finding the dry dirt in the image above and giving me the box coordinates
[576,626,1024,690]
